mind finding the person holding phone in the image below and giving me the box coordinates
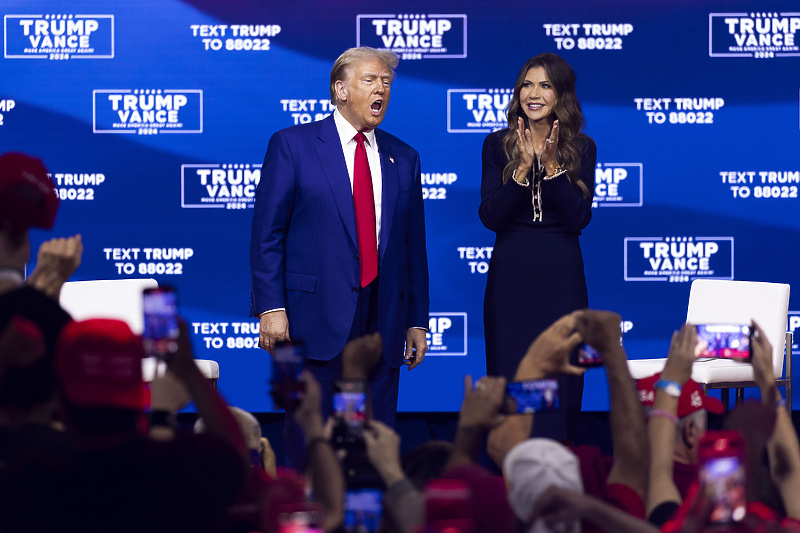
[479,53,596,442]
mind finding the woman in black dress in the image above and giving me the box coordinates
[479,53,596,442]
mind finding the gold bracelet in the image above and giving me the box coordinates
[544,166,566,181]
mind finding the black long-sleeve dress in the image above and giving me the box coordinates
[479,129,596,441]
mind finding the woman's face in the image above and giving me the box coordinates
[518,67,557,125]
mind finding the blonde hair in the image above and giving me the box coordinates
[329,47,399,106]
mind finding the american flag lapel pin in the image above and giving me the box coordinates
[389,156,395,164]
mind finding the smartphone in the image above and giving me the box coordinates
[142,286,179,359]
[504,378,560,414]
[577,343,603,367]
[344,487,383,533]
[270,339,306,409]
[698,430,747,524]
[275,503,324,533]
[333,380,368,446]
[694,324,751,361]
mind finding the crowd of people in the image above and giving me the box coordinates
[3,150,800,533]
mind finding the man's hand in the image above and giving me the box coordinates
[342,332,382,380]
[26,234,83,298]
[259,437,278,478]
[292,370,325,440]
[259,310,290,353]
[163,318,200,381]
[750,321,775,394]
[516,312,585,379]
[660,323,696,385]
[150,368,192,413]
[575,309,623,354]
[363,419,405,486]
[459,375,506,430]
[404,328,428,370]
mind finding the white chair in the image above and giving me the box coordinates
[142,358,220,388]
[59,279,220,386]
[627,279,792,412]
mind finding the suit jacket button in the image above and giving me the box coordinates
[352,287,358,293]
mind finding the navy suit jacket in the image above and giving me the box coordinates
[249,114,429,367]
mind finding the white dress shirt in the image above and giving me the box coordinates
[333,108,382,246]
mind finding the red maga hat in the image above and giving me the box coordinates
[637,373,724,418]
[56,319,148,411]
[0,152,59,230]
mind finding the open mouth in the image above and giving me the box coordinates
[527,102,544,110]
[370,99,383,114]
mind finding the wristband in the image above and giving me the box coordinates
[647,409,679,423]
[654,379,682,398]
[0,267,24,285]
[148,410,176,429]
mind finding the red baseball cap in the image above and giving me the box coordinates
[55,319,148,410]
[637,373,724,418]
[0,152,59,230]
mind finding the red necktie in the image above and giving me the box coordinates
[353,132,378,287]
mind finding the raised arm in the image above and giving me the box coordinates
[446,374,506,470]
[751,321,800,519]
[292,370,345,532]
[166,320,249,467]
[364,420,423,533]
[576,309,648,500]
[646,324,696,515]
[487,311,585,465]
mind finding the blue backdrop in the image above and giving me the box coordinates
[3,0,800,412]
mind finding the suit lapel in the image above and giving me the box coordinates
[315,115,358,249]
[377,130,398,261]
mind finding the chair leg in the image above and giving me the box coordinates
[786,379,792,413]
[786,331,792,413]
[722,389,730,413]
[736,387,744,405]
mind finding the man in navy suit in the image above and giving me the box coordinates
[250,47,429,435]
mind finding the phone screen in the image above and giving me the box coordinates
[333,381,367,447]
[142,287,179,359]
[505,378,560,414]
[334,391,367,433]
[694,324,751,360]
[270,340,306,409]
[699,431,747,524]
[276,505,324,533]
[700,456,747,523]
[577,343,603,367]
[344,488,383,533]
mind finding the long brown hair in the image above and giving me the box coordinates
[502,53,589,198]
